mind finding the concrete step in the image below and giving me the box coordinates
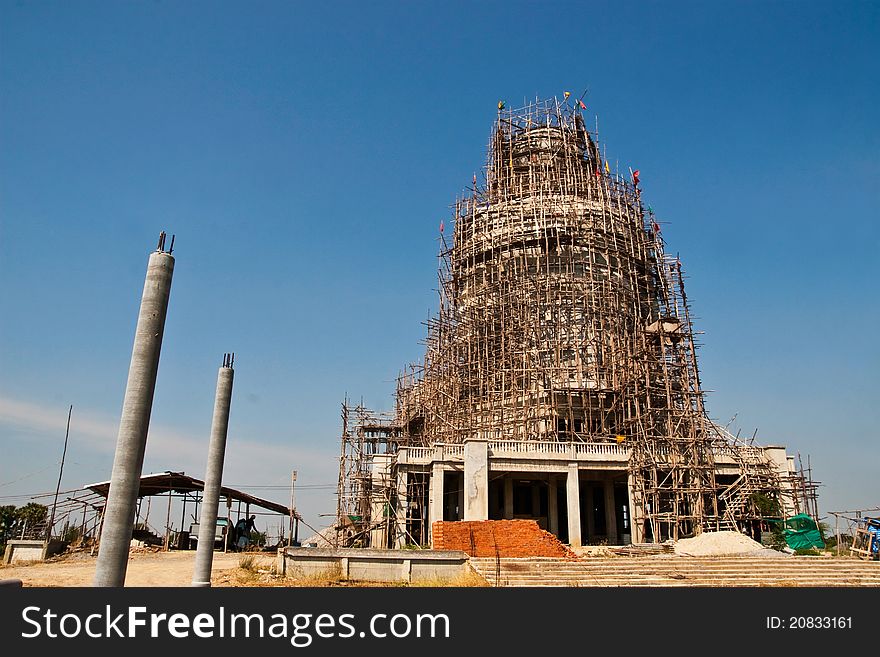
[474,559,880,565]
[474,566,880,574]
[473,569,880,579]
[483,577,880,587]
[484,580,880,588]
[471,565,880,575]
[473,556,880,563]
[489,574,880,583]
[472,558,880,568]
[480,569,880,578]
[469,556,880,587]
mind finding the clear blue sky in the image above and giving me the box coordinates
[1,1,877,534]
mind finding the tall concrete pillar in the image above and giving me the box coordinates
[395,470,408,548]
[192,355,235,587]
[531,482,541,517]
[566,465,581,547]
[627,472,643,543]
[604,479,618,545]
[548,476,559,536]
[94,234,174,587]
[503,477,514,519]
[585,483,596,539]
[428,464,444,546]
[463,440,488,520]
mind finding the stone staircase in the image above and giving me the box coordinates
[468,555,880,587]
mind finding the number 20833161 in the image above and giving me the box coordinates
[767,617,852,630]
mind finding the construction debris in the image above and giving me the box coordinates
[432,520,577,559]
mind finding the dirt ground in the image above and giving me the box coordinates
[0,549,276,587]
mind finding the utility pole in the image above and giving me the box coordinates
[288,470,297,547]
[46,405,73,542]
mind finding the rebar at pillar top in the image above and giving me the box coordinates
[156,231,175,254]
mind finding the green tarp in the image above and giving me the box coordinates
[782,513,825,551]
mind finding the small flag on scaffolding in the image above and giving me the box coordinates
[564,91,571,99]
[605,160,610,174]
[498,100,505,110]
[440,220,444,233]
[578,99,587,110]
[651,219,661,234]
[632,169,640,185]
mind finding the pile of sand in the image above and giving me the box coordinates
[674,531,771,556]
[298,526,337,548]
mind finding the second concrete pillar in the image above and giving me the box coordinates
[566,465,581,547]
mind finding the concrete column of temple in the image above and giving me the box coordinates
[456,474,465,521]
[531,481,541,518]
[627,472,643,543]
[192,356,235,587]
[94,236,174,588]
[503,476,514,519]
[585,483,596,540]
[463,440,488,521]
[395,470,409,548]
[369,456,392,549]
[604,478,619,545]
[566,464,581,547]
[548,476,559,536]
[428,464,444,546]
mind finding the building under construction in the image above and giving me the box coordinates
[337,96,815,549]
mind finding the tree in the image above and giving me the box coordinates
[0,505,17,544]
[9,504,49,539]
[0,503,49,546]
[61,524,82,543]
[16,503,48,529]
[750,492,782,518]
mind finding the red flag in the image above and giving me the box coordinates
[578,99,587,110]
[632,169,640,184]
[440,220,444,233]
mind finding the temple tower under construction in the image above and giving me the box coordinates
[337,97,807,549]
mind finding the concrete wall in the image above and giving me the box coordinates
[278,547,471,583]
[3,540,67,564]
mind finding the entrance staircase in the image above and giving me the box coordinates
[468,555,880,587]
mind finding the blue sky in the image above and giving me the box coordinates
[1,1,877,535]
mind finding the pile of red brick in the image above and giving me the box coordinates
[432,520,577,559]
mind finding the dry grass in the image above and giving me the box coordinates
[410,569,490,587]
[0,559,41,569]
[238,554,258,572]
[213,555,281,587]
[281,563,362,587]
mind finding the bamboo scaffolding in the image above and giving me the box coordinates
[337,97,808,546]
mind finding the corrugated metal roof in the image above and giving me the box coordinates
[83,471,294,517]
